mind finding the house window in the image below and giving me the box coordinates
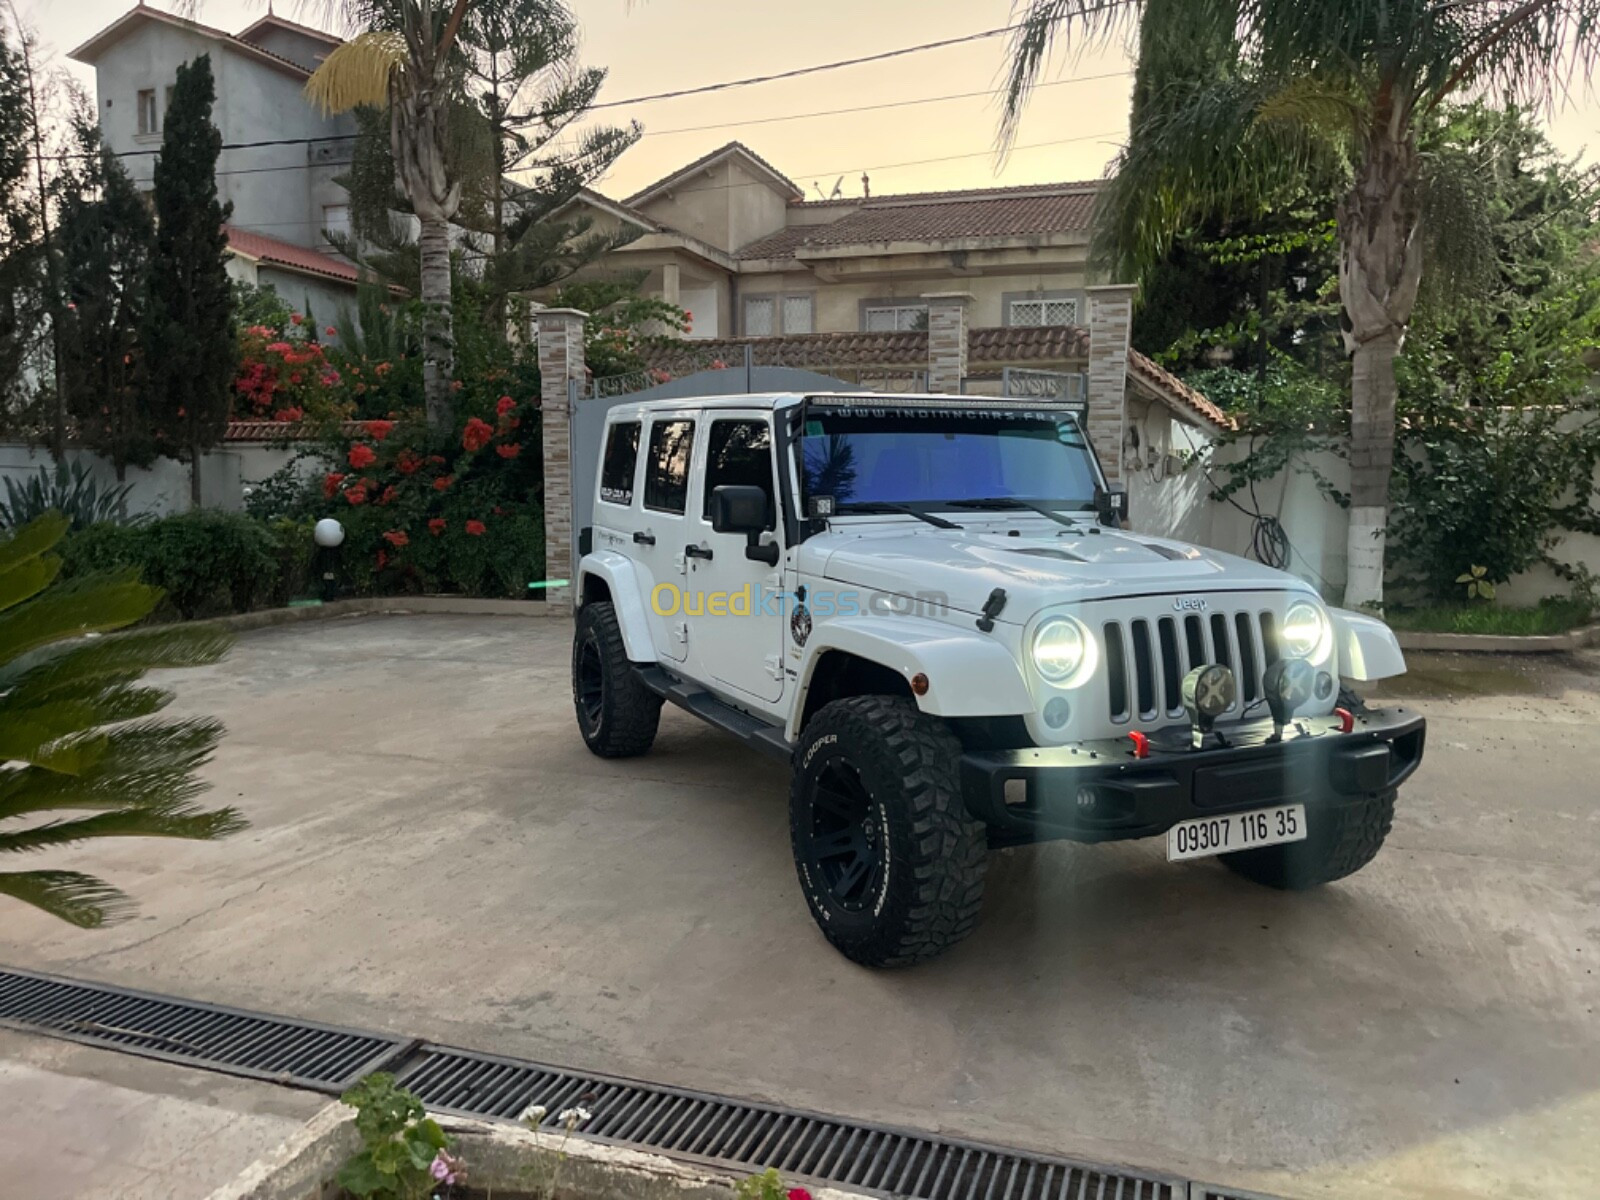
[864,305,928,332]
[743,297,774,336]
[599,421,641,506]
[702,420,775,527]
[643,419,695,514]
[1010,298,1078,327]
[137,89,158,135]
[322,204,351,240]
[782,295,814,335]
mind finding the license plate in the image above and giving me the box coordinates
[1167,804,1306,862]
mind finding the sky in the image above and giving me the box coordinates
[19,0,1600,203]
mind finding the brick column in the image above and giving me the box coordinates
[921,291,972,394]
[1085,284,1138,483]
[535,307,587,614]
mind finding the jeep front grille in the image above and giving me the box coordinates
[1103,610,1281,726]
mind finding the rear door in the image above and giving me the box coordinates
[637,410,698,663]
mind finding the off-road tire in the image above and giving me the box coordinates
[572,602,661,758]
[789,696,987,967]
[1219,789,1396,890]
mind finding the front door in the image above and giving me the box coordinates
[683,414,786,704]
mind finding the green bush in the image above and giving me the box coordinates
[61,510,282,619]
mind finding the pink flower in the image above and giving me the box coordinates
[325,325,337,337]
[265,341,293,355]
[290,313,303,326]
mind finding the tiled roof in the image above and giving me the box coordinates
[235,13,343,48]
[638,325,1092,374]
[624,141,804,206]
[224,419,364,442]
[736,183,1099,260]
[1128,350,1232,430]
[69,6,317,78]
[225,225,361,286]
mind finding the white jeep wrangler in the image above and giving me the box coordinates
[572,393,1426,967]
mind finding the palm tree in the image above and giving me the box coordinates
[0,513,244,927]
[305,0,476,430]
[1003,0,1600,609]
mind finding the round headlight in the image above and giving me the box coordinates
[1282,600,1333,662]
[1032,616,1094,685]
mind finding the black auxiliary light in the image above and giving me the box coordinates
[1261,657,1316,742]
[1181,664,1236,749]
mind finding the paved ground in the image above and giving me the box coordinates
[1,615,1596,1200]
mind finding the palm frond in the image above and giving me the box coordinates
[305,32,408,115]
[0,718,226,821]
[0,570,157,664]
[0,803,247,856]
[0,870,133,928]
[1258,75,1367,141]
[1000,0,1148,147]
[0,552,61,615]
[0,625,232,698]
[0,512,69,580]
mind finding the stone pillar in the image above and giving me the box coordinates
[661,261,681,306]
[1085,284,1138,483]
[921,291,972,394]
[535,307,587,615]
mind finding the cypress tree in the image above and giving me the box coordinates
[144,54,236,507]
[57,118,157,480]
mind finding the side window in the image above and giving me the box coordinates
[703,420,776,529]
[598,421,640,506]
[643,419,695,514]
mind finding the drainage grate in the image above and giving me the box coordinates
[0,968,412,1091]
[1188,1187,1289,1200]
[398,1044,1182,1200]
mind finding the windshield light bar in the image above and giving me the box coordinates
[804,393,1085,414]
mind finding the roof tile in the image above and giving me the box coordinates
[225,225,362,286]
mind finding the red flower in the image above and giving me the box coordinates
[325,325,338,337]
[509,416,522,428]
[462,417,494,452]
[376,548,387,568]
[379,485,398,506]
[382,529,409,548]
[496,395,516,415]
[495,443,522,459]
[396,450,423,476]
[345,483,369,506]
[364,419,395,442]
[374,362,392,377]
[323,472,345,499]
[427,454,446,465]
[787,1189,811,1200]
[288,372,303,385]
[428,518,447,536]
[433,475,454,492]
[290,313,303,326]
[464,519,487,537]
[450,380,464,391]
[265,341,293,354]
[273,407,304,423]
[347,444,377,469]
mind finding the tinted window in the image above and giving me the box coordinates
[643,419,695,514]
[599,421,640,506]
[801,408,1098,510]
[702,420,775,528]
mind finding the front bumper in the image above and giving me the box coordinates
[961,706,1426,846]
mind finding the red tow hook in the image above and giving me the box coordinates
[1334,706,1356,733]
[1127,730,1150,759]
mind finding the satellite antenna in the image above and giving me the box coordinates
[813,181,827,201]
[829,176,844,199]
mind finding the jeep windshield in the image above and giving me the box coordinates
[799,405,1099,515]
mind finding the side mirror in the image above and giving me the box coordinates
[1095,484,1128,528]
[710,485,769,534]
[711,485,781,566]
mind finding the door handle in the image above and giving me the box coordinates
[684,543,714,561]
[632,531,656,546]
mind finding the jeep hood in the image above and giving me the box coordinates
[810,522,1307,620]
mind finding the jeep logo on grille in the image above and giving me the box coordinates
[1173,596,1208,612]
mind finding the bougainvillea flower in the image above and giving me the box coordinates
[347,444,377,469]
[379,485,398,506]
[433,475,453,492]
[345,484,368,505]
[382,529,409,548]
[323,472,345,499]
[496,395,516,415]
[325,325,337,337]
[462,417,494,452]
[495,443,522,459]
[364,419,395,442]
[395,450,423,476]
[428,518,447,536]
[265,341,293,355]
[289,313,303,326]
[465,519,487,536]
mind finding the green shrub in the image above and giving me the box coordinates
[58,521,146,577]
[264,516,316,606]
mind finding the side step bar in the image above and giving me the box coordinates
[635,665,793,763]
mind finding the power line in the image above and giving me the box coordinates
[584,3,1132,112]
[638,71,1133,139]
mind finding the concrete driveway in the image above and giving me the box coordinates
[2,615,1596,1200]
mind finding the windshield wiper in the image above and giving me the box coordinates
[946,497,1093,528]
[841,502,962,530]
